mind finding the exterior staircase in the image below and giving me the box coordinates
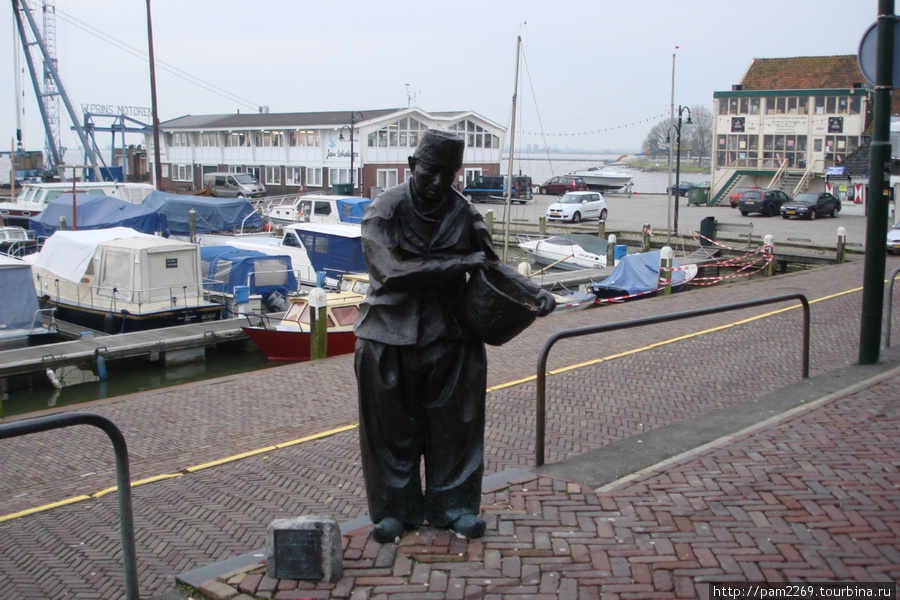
[775,170,813,197]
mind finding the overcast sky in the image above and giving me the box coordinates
[2,0,881,156]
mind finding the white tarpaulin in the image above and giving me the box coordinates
[30,227,155,283]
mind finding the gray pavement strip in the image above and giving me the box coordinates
[537,344,900,489]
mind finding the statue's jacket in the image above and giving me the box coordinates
[355,180,542,347]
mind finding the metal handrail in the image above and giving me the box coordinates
[792,164,815,196]
[0,412,139,600]
[535,293,810,466]
[767,159,789,189]
[885,266,900,348]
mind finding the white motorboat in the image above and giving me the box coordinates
[568,166,633,191]
[518,234,608,271]
[26,227,224,333]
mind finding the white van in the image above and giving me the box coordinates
[203,172,266,199]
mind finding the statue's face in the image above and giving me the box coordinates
[411,157,458,204]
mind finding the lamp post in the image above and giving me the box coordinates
[666,105,692,234]
[338,111,363,194]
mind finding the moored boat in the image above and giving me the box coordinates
[518,234,608,271]
[589,250,697,303]
[0,253,58,350]
[568,166,633,191]
[0,181,155,227]
[26,227,224,333]
[241,273,368,361]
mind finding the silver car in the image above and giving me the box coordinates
[546,191,608,223]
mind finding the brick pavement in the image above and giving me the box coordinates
[0,259,899,599]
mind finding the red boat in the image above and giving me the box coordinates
[242,274,368,361]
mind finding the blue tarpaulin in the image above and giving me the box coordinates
[142,191,263,235]
[200,245,297,298]
[28,193,167,238]
[589,250,689,299]
[0,255,41,331]
[290,225,365,280]
[335,197,371,223]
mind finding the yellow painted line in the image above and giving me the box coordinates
[1,286,865,523]
[185,446,279,473]
[92,473,184,499]
[275,423,359,449]
[0,495,91,523]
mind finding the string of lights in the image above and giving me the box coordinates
[516,112,669,137]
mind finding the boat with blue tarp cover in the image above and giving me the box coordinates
[28,193,168,238]
[588,250,697,303]
[141,191,264,235]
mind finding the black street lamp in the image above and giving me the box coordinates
[665,105,693,234]
[338,111,363,194]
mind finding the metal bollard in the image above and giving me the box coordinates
[189,209,197,243]
[659,246,674,296]
[308,288,327,360]
[837,226,847,264]
[764,234,775,276]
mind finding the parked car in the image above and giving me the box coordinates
[668,181,694,196]
[739,189,791,217]
[546,191,607,223]
[539,176,587,195]
[729,186,760,208]
[463,175,533,203]
[780,192,841,220]
[887,223,900,253]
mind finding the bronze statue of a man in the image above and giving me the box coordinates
[354,129,555,543]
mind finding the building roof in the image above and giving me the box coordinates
[739,55,865,90]
[160,109,404,130]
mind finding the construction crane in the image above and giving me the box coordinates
[11,0,102,181]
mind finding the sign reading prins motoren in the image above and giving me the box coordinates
[81,103,152,118]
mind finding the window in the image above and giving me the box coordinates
[824,135,859,166]
[255,131,284,147]
[448,119,500,148]
[306,167,323,187]
[172,164,192,181]
[330,168,351,185]
[265,166,281,185]
[225,132,250,147]
[172,132,190,147]
[199,132,218,147]
[287,167,302,186]
[368,117,427,148]
[290,130,320,147]
[762,134,808,168]
[377,169,398,189]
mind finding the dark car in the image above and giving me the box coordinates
[739,189,791,217]
[729,186,761,208]
[779,192,841,220]
[539,176,587,195]
[668,181,694,196]
[464,175,533,203]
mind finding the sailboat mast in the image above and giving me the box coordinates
[502,35,521,264]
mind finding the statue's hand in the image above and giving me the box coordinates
[465,251,488,271]
[535,289,557,316]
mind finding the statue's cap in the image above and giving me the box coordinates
[413,129,465,169]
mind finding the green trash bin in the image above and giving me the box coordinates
[332,183,353,195]
[687,184,711,206]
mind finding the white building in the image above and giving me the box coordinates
[146,107,506,198]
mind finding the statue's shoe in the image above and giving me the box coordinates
[372,517,406,543]
[450,514,486,538]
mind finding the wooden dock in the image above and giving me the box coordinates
[0,315,259,380]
